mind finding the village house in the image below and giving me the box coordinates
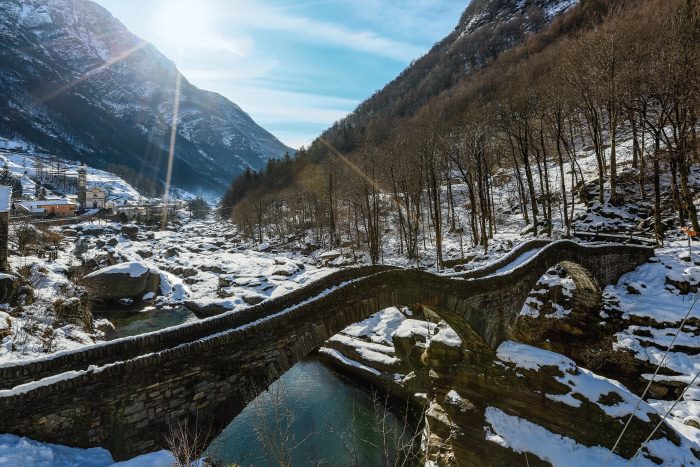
[17,198,77,218]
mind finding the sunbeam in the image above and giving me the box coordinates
[38,41,147,103]
[161,70,182,228]
[318,137,387,194]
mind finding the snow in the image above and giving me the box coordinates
[0,434,174,467]
[84,261,149,278]
[549,367,655,422]
[19,199,76,208]
[484,407,632,466]
[432,325,462,348]
[394,319,437,341]
[341,307,406,345]
[605,242,700,390]
[486,406,700,466]
[496,340,576,372]
[493,247,542,275]
[0,369,89,397]
[605,243,700,322]
[498,341,654,421]
[327,334,398,366]
[318,347,382,376]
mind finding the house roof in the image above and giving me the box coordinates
[0,186,11,213]
[19,199,76,209]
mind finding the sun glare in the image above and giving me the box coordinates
[154,0,211,53]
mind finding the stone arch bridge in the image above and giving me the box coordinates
[0,240,652,459]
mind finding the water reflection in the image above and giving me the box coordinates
[102,306,198,339]
[205,359,419,466]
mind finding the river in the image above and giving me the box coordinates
[105,309,420,466]
[205,358,417,466]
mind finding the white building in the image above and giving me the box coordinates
[85,186,107,209]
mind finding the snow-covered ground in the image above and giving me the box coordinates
[0,217,336,364]
[0,434,174,467]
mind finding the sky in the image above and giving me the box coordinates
[92,0,466,149]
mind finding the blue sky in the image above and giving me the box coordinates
[93,0,466,149]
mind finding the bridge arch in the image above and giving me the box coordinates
[0,240,653,459]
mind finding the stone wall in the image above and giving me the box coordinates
[0,211,8,271]
[0,240,653,459]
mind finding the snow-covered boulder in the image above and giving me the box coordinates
[83,262,160,302]
[423,324,463,368]
[393,319,434,370]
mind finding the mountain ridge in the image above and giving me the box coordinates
[0,0,292,195]
[318,0,580,155]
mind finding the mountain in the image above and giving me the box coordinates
[0,0,292,195]
[321,0,580,154]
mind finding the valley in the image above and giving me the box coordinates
[0,0,698,466]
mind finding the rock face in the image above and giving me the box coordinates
[0,0,292,194]
[83,262,160,302]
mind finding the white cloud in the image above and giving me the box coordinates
[197,82,356,125]
[222,0,425,62]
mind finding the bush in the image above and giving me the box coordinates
[53,297,93,331]
[14,222,39,254]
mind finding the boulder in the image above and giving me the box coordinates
[242,295,265,305]
[137,249,154,259]
[94,319,116,339]
[81,226,106,237]
[165,266,198,278]
[83,262,160,302]
[165,247,179,257]
[665,271,699,295]
[423,326,463,368]
[201,265,226,274]
[271,266,296,277]
[121,224,139,240]
[184,299,233,317]
[393,319,432,371]
[0,310,11,339]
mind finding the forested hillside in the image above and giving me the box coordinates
[221,0,699,267]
